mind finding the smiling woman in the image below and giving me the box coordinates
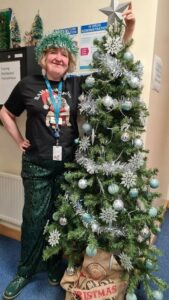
[0,29,83,300]
[42,48,69,81]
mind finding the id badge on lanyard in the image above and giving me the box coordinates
[45,77,63,161]
[53,145,62,161]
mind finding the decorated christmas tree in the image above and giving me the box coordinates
[31,11,43,45]
[10,14,21,48]
[43,2,167,299]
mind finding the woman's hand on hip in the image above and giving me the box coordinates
[19,139,31,152]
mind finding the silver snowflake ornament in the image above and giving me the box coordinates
[48,229,61,247]
[121,171,137,189]
[99,207,118,225]
[126,153,144,172]
[104,36,123,55]
[79,136,90,152]
[119,252,133,271]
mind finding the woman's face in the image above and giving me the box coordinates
[45,48,69,81]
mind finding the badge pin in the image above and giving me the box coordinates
[43,104,49,110]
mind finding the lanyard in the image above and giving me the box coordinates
[45,77,63,128]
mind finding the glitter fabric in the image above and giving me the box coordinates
[17,154,65,278]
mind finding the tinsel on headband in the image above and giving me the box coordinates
[35,30,78,60]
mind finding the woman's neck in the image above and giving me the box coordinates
[45,71,62,82]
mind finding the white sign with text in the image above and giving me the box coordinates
[0,60,21,104]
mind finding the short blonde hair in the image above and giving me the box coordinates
[38,47,76,74]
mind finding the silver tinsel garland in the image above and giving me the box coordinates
[75,151,144,176]
[135,62,144,79]
[100,54,123,78]
[125,153,145,172]
[78,92,98,116]
[69,196,125,237]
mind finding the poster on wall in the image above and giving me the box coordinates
[0,8,12,49]
[79,22,107,73]
[58,26,79,74]
[0,60,21,105]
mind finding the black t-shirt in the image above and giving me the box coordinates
[4,74,85,161]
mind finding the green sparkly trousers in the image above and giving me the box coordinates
[17,154,65,278]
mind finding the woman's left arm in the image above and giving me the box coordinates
[122,2,136,43]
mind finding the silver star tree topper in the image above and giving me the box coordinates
[100,0,130,24]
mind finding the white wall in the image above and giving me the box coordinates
[145,0,169,202]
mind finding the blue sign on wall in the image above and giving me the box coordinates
[81,22,107,34]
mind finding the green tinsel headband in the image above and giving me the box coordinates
[35,30,78,61]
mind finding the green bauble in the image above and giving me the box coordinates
[126,293,137,300]
[149,207,158,217]
[129,188,138,198]
[86,245,97,257]
[121,100,132,111]
[108,183,119,194]
[149,178,159,188]
[153,290,163,300]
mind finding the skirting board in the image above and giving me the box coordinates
[0,223,21,241]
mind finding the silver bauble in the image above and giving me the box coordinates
[92,50,102,61]
[102,95,118,109]
[82,122,92,134]
[113,199,124,211]
[129,76,140,88]
[123,51,134,62]
[140,227,150,239]
[59,217,68,226]
[91,222,99,233]
[121,132,130,142]
[134,137,143,148]
[78,178,88,189]
[85,76,95,88]
[66,266,75,276]
[102,95,113,108]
